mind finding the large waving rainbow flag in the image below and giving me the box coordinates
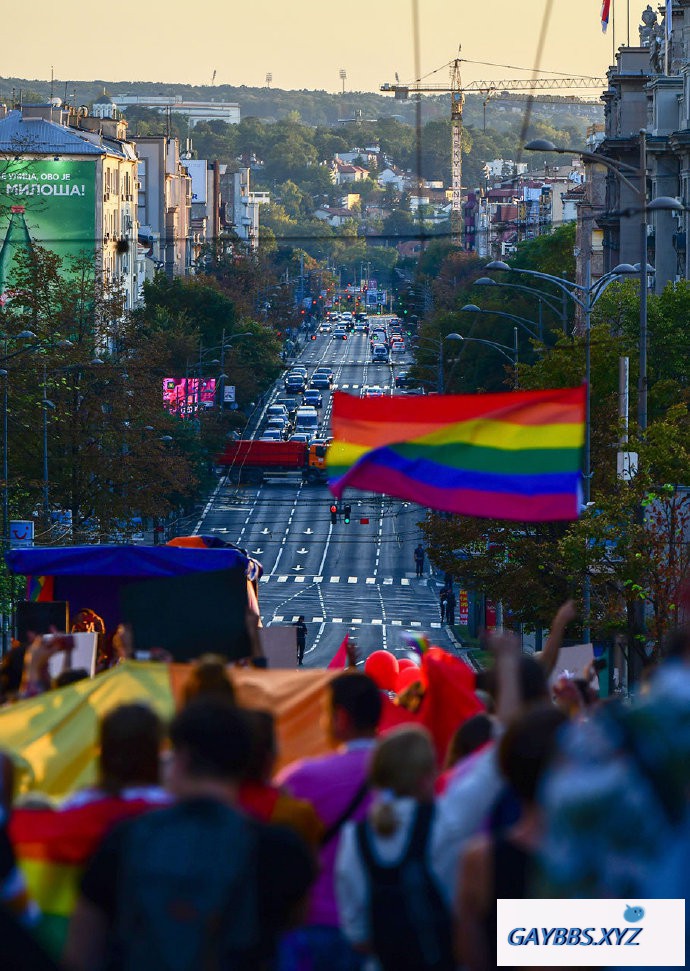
[327,386,586,522]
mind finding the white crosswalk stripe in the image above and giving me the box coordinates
[260,575,431,586]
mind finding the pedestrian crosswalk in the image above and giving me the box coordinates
[260,575,432,586]
[267,615,443,628]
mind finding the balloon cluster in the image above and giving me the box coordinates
[364,650,425,695]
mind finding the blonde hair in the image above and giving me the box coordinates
[368,726,436,837]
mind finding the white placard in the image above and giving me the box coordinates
[48,632,98,681]
[9,520,34,547]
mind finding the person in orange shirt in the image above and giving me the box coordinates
[239,709,323,848]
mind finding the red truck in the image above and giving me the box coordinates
[217,439,329,484]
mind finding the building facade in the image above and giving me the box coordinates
[0,102,139,311]
[136,136,193,278]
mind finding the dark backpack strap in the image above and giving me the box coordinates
[320,779,369,847]
[405,802,435,860]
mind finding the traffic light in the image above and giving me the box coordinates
[330,503,338,525]
[343,504,351,524]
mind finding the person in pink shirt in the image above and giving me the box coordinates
[276,671,382,971]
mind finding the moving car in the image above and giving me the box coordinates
[259,429,283,442]
[361,385,386,397]
[310,372,332,390]
[317,323,332,333]
[333,328,348,340]
[395,371,411,389]
[284,374,306,393]
[314,366,334,382]
[303,389,323,408]
[267,404,290,421]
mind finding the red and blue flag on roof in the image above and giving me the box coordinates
[601,0,611,32]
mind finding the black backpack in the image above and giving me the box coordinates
[355,802,454,971]
[115,800,258,971]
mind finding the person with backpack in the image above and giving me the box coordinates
[64,700,315,971]
[335,725,454,971]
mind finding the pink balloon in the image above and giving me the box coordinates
[365,650,399,691]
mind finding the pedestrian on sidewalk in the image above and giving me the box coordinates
[445,588,456,626]
[294,616,308,666]
[414,544,425,578]
[439,587,448,623]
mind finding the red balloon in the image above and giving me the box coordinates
[397,658,418,672]
[396,666,425,693]
[365,650,399,691]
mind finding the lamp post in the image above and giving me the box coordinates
[460,304,541,341]
[472,276,568,332]
[524,138,684,435]
[485,259,637,642]
[412,333,463,393]
[452,329,520,387]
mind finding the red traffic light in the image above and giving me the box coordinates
[330,504,338,514]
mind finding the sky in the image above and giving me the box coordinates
[4,1,651,94]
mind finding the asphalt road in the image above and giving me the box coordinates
[192,324,461,667]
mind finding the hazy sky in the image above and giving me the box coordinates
[6,1,650,93]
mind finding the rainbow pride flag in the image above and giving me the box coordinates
[327,386,586,522]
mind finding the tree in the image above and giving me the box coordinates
[422,321,690,650]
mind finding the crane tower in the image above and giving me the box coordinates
[381,63,605,244]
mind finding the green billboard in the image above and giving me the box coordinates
[0,159,96,299]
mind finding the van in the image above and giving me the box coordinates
[372,343,389,364]
[295,406,319,436]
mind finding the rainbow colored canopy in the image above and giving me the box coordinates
[327,386,586,522]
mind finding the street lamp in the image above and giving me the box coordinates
[460,304,540,341]
[452,329,520,386]
[524,137,684,434]
[472,276,568,332]
[485,259,638,641]
[412,332,463,393]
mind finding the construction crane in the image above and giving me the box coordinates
[381,58,606,241]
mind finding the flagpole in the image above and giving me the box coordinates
[627,0,630,45]
[612,0,615,61]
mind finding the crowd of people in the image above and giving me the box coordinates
[0,602,689,969]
